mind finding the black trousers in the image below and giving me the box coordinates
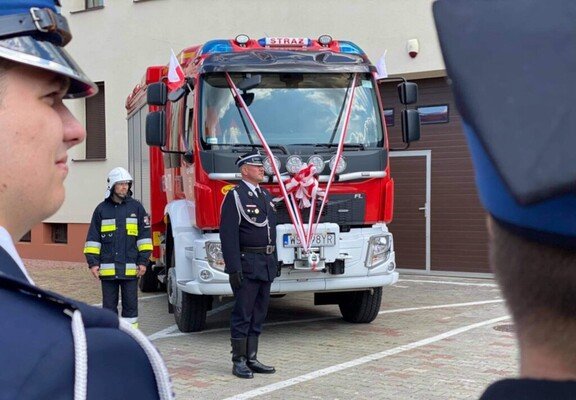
[230,277,271,338]
[101,279,138,319]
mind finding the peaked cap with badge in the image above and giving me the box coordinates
[433,0,576,248]
[236,149,264,167]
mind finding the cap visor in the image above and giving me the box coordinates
[0,36,97,98]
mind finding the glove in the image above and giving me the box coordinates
[229,271,244,290]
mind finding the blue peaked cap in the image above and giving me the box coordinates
[0,1,59,15]
[236,149,264,167]
[0,0,96,98]
[434,0,576,247]
[464,123,576,244]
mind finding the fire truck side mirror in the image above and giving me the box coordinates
[147,82,167,106]
[146,111,166,147]
[401,109,421,144]
[398,82,418,105]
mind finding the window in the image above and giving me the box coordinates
[384,108,395,127]
[20,231,32,243]
[200,72,383,148]
[417,104,449,125]
[51,224,68,244]
[85,81,106,159]
[86,0,104,8]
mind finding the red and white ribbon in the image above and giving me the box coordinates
[283,164,325,209]
[224,73,358,253]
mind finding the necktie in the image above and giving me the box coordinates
[255,188,266,209]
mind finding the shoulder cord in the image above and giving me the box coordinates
[233,190,271,244]
[67,310,174,400]
[69,310,88,400]
[119,319,174,400]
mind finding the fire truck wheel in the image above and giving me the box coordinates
[338,287,383,324]
[139,262,161,292]
[174,292,209,332]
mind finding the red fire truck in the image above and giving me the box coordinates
[125,35,420,332]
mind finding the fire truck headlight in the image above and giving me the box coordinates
[307,155,325,175]
[263,155,281,176]
[286,155,304,174]
[206,241,225,271]
[365,234,392,269]
[329,155,347,174]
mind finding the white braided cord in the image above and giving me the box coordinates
[118,319,174,400]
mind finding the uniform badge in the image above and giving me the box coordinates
[248,191,253,197]
[255,209,260,214]
[143,215,151,228]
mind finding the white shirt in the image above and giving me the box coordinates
[0,226,34,284]
[242,180,261,197]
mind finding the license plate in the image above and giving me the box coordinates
[283,232,336,248]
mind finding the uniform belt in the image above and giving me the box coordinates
[240,245,276,254]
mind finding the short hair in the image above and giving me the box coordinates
[489,217,576,366]
[0,58,16,101]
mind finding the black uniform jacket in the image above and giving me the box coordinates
[219,182,277,282]
[480,378,576,399]
[0,247,171,400]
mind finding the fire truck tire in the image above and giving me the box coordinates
[174,292,208,332]
[338,287,383,323]
[138,262,161,292]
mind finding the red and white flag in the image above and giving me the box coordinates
[167,49,185,90]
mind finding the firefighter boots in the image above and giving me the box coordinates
[246,336,276,374]
[230,337,254,379]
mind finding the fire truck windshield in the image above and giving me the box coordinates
[200,72,383,149]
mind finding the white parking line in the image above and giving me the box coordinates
[147,301,234,341]
[90,293,166,307]
[221,315,510,400]
[147,299,505,341]
[379,299,503,315]
[399,279,498,287]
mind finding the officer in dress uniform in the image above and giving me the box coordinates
[0,1,172,399]
[434,0,576,398]
[220,149,278,379]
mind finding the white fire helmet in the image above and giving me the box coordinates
[105,167,133,199]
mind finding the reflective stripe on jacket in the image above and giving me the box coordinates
[84,196,152,279]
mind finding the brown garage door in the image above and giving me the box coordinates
[380,77,490,274]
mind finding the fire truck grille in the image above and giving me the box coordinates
[274,193,366,225]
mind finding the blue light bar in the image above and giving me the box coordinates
[200,40,234,55]
[338,41,364,55]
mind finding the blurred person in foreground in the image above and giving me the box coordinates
[0,1,172,399]
[433,0,576,398]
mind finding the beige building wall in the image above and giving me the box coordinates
[21,0,447,260]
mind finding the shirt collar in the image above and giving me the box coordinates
[0,226,34,284]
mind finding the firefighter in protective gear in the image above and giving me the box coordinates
[0,2,172,399]
[84,167,153,328]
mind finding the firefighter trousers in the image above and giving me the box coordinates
[101,279,139,324]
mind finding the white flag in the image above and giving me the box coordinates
[375,50,388,80]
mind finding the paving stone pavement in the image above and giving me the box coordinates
[24,259,518,400]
